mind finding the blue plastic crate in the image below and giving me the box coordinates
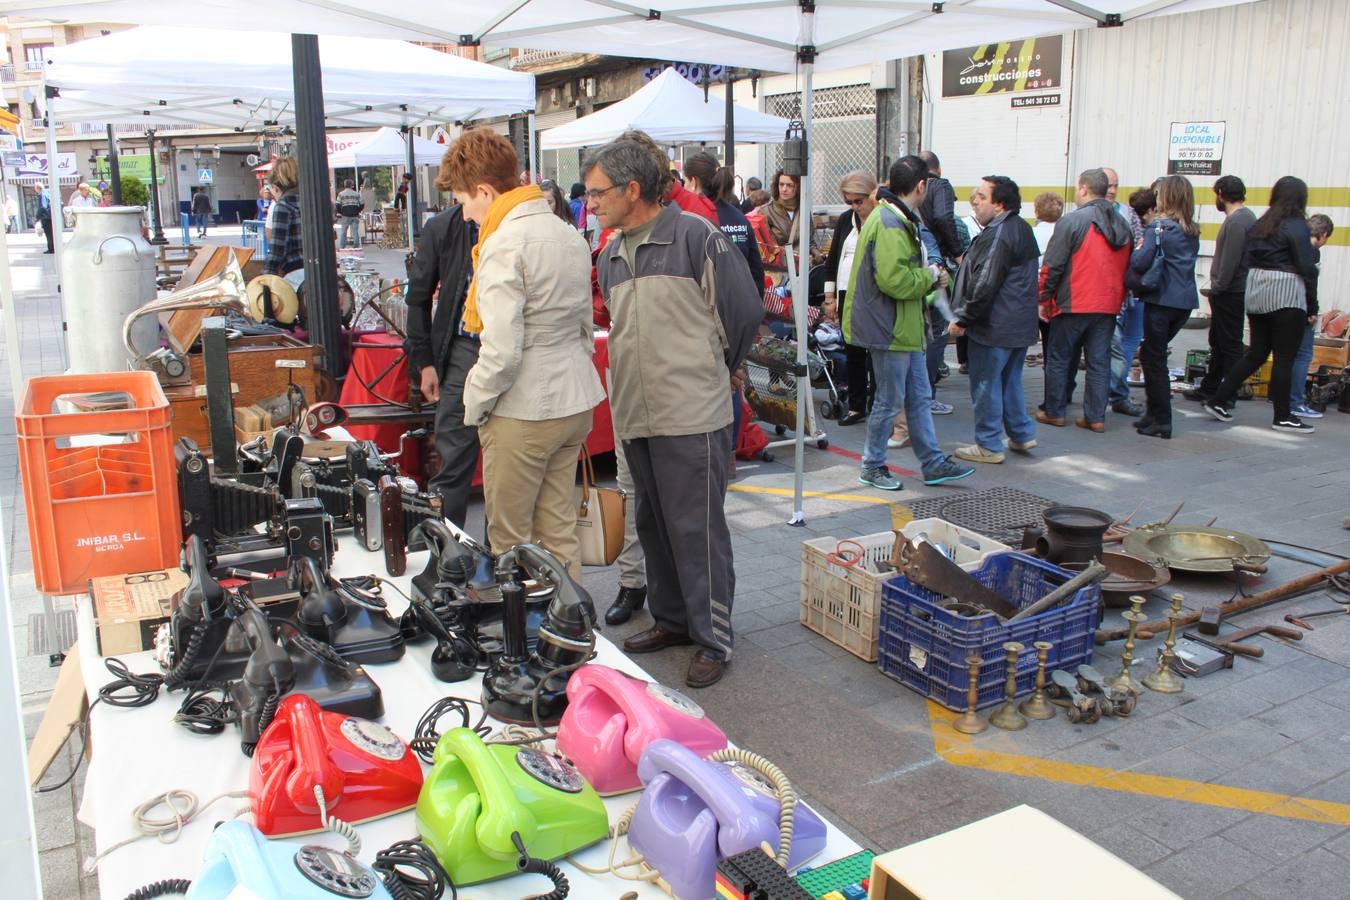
[877,552,1098,710]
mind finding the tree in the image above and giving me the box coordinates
[121,174,149,208]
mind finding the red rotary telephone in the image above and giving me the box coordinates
[249,694,422,838]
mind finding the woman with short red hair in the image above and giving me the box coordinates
[438,128,603,577]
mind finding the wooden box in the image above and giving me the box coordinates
[1311,336,1349,372]
[166,333,321,453]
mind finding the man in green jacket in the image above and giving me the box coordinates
[843,155,974,490]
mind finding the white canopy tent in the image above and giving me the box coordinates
[1,1,1263,521]
[329,126,446,168]
[541,66,791,150]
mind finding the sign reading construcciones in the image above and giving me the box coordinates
[942,35,1063,98]
[1168,121,1225,176]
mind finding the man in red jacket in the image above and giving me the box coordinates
[1037,168,1132,432]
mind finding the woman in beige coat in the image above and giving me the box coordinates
[437,129,604,578]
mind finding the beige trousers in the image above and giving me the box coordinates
[479,409,593,581]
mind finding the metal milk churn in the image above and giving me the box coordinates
[62,206,158,374]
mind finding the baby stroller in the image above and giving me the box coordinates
[808,320,846,421]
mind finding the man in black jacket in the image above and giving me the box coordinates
[917,151,962,262]
[405,202,479,526]
[948,176,1040,464]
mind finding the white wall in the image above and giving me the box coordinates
[923,0,1350,309]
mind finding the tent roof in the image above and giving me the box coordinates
[6,1,1262,74]
[541,67,790,150]
[329,126,446,167]
[40,26,535,129]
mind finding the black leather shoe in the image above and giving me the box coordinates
[1136,422,1172,439]
[604,586,647,626]
[686,650,727,688]
[837,410,867,426]
[1132,415,1155,429]
[1111,399,1143,416]
[622,625,693,654]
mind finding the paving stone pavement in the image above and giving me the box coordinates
[8,228,1350,898]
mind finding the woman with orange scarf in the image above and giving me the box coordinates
[438,129,603,578]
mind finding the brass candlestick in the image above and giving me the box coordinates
[1109,595,1147,694]
[989,642,1028,731]
[953,655,987,734]
[1018,641,1057,720]
[1142,602,1185,693]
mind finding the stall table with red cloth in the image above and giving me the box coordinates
[338,331,616,485]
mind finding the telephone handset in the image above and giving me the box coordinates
[230,604,295,756]
[160,534,238,686]
[556,663,728,795]
[250,694,422,838]
[628,739,828,900]
[414,726,608,886]
[292,555,405,665]
[185,820,396,899]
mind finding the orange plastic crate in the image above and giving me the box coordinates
[16,371,181,594]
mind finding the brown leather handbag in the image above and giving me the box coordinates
[574,448,625,567]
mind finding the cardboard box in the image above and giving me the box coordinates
[89,567,189,656]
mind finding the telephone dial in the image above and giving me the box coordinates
[250,694,422,838]
[556,663,728,795]
[628,739,827,900]
[414,726,608,886]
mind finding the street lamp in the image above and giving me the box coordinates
[146,129,167,244]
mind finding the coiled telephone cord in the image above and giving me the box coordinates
[372,838,456,900]
[314,784,361,858]
[240,691,280,757]
[120,878,192,899]
[707,747,798,866]
[513,831,570,900]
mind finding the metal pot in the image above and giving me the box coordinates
[1038,505,1113,566]
[62,206,157,374]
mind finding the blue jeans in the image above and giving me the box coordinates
[862,349,943,472]
[339,216,360,248]
[1290,323,1314,408]
[967,340,1036,452]
[1110,297,1144,403]
[1044,313,1115,423]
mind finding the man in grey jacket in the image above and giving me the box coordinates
[586,139,761,688]
[1187,174,1255,404]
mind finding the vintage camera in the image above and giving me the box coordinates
[283,497,335,569]
[351,478,383,552]
[346,439,396,483]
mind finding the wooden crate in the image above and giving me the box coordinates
[166,334,321,452]
[1312,337,1349,371]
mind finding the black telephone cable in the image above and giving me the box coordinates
[513,831,569,900]
[410,696,491,764]
[240,689,280,758]
[120,878,191,900]
[161,620,207,689]
[373,838,455,900]
[98,658,166,708]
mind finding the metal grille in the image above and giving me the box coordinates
[764,84,878,209]
[542,149,582,190]
[28,610,77,657]
[903,486,1058,546]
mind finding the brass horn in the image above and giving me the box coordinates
[123,258,250,368]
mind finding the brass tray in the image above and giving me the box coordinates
[1122,524,1270,574]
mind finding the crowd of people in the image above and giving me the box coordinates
[814,154,1335,491]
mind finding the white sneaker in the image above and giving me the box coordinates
[930,400,954,415]
[954,444,1004,464]
[1008,439,1038,452]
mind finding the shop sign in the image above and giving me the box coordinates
[1011,94,1061,109]
[431,126,451,146]
[0,133,20,151]
[1168,121,1225,176]
[93,155,164,184]
[326,132,373,155]
[942,35,1063,97]
[10,151,77,179]
[643,62,728,84]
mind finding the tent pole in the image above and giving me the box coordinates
[527,111,537,182]
[290,33,341,381]
[106,123,122,204]
[404,127,417,252]
[1,218,23,394]
[790,21,815,528]
[42,80,69,370]
[724,69,734,169]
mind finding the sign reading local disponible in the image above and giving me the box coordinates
[942,35,1063,98]
[1168,121,1225,176]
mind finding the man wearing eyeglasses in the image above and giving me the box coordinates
[585,139,760,689]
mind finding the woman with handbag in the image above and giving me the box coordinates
[1129,175,1199,439]
[440,128,604,579]
[1202,176,1320,434]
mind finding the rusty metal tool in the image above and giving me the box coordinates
[1097,557,1350,643]
[897,538,1019,619]
[1285,607,1350,630]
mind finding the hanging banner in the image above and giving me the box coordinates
[326,132,374,155]
[942,35,1063,97]
[431,126,452,146]
[1168,121,1226,176]
[10,151,78,179]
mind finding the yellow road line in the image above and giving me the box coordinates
[926,701,1350,826]
[727,483,893,506]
